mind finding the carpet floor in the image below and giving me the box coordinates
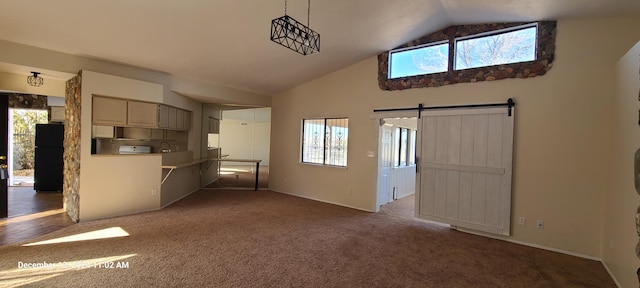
[0,189,615,287]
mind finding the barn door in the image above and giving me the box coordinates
[416,107,514,236]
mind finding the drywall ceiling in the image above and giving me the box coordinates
[0,0,638,98]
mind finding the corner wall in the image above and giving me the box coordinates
[604,40,640,288]
[270,17,640,258]
[79,71,163,221]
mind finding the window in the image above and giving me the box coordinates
[394,127,416,167]
[455,24,537,70]
[301,118,348,167]
[381,22,553,90]
[388,42,449,78]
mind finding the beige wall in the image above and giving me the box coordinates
[0,39,271,220]
[0,39,270,111]
[604,40,640,288]
[0,71,66,97]
[270,17,640,259]
[80,71,163,221]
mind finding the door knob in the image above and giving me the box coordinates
[0,164,7,169]
[0,156,5,160]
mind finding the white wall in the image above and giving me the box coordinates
[604,40,640,288]
[219,108,271,165]
[270,17,640,259]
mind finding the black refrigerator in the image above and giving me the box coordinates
[34,123,64,192]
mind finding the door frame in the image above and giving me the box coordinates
[376,124,393,209]
[1,95,8,218]
[373,110,420,212]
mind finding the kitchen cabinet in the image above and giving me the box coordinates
[176,109,191,131]
[93,96,127,126]
[158,105,169,128]
[127,101,158,128]
[93,97,190,131]
[50,106,65,122]
[208,117,220,134]
[168,107,177,129]
[158,105,177,129]
[176,109,184,130]
[92,125,114,138]
[159,105,190,131]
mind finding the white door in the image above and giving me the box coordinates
[416,107,514,236]
[377,125,393,208]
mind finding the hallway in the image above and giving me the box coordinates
[0,187,73,246]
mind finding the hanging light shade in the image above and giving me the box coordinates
[270,0,320,55]
[27,72,44,87]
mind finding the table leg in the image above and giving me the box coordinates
[255,162,260,191]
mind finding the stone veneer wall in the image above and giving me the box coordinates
[378,21,557,91]
[63,72,81,222]
[7,93,47,109]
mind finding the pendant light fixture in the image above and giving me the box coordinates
[270,0,320,55]
[27,72,44,87]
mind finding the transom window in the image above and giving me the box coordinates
[455,24,537,70]
[387,23,538,79]
[389,42,449,79]
[301,118,349,167]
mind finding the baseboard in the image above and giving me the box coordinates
[600,260,622,288]
[507,238,601,261]
[270,189,374,212]
[160,187,200,209]
[267,189,622,286]
[457,227,622,287]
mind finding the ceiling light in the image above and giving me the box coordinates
[270,0,320,56]
[27,72,44,87]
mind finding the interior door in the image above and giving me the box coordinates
[377,125,393,208]
[416,107,514,236]
[0,95,8,218]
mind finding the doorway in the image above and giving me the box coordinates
[9,108,48,186]
[206,107,271,190]
[376,117,418,213]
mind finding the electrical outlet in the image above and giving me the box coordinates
[518,217,526,225]
[536,220,544,229]
[151,189,157,196]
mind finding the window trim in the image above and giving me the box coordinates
[388,40,449,79]
[301,117,349,168]
[453,22,539,71]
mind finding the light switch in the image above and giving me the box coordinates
[367,151,375,158]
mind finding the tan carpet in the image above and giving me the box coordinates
[0,189,615,287]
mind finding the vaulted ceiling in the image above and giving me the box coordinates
[1,0,639,97]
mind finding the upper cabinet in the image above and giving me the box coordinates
[158,105,177,129]
[176,109,191,130]
[92,96,127,126]
[50,106,65,122]
[93,96,190,131]
[127,101,158,128]
[208,117,220,134]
